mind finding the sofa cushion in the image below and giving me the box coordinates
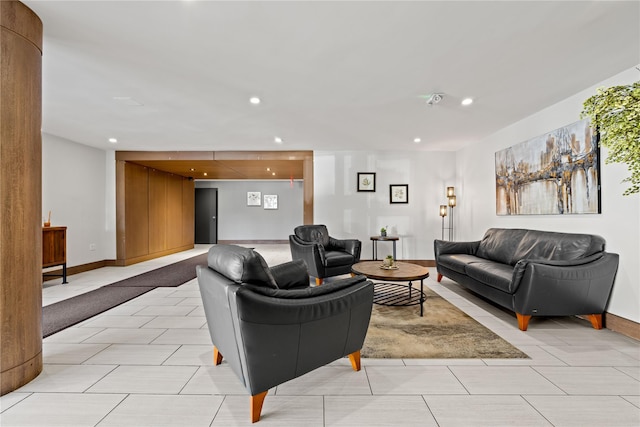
[513,230,606,262]
[476,228,528,265]
[207,245,278,289]
[465,261,514,293]
[437,254,490,275]
[294,224,330,248]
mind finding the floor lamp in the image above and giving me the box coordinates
[447,187,456,241]
[439,205,447,239]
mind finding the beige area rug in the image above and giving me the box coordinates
[362,287,529,359]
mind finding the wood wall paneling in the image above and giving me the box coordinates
[148,169,167,253]
[166,173,183,249]
[1,0,43,395]
[182,179,195,246]
[124,162,149,259]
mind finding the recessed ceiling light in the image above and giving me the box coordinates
[413,138,421,143]
[249,97,261,105]
[203,172,208,176]
[272,172,276,176]
[461,97,473,106]
[266,167,271,171]
[190,168,195,171]
[108,138,117,144]
[274,136,283,144]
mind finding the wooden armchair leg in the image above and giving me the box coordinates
[516,313,531,331]
[213,346,223,365]
[587,314,603,329]
[251,391,268,423]
[348,350,361,371]
[437,273,443,282]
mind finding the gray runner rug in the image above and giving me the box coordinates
[42,253,208,338]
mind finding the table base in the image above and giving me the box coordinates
[372,280,426,316]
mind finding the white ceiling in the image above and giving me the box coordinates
[24,0,640,153]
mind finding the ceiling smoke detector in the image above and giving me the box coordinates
[425,93,444,105]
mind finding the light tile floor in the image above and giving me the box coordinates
[1,244,639,426]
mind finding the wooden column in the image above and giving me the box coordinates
[1,1,43,395]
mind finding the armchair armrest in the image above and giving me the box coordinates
[229,277,374,394]
[329,237,361,260]
[434,239,480,259]
[289,234,326,277]
[269,259,310,289]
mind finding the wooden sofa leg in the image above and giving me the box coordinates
[437,273,443,282]
[315,277,323,286]
[348,350,361,371]
[516,313,531,331]
[213,346,223,365]
[587,314,603,329]
[251,391,268,423]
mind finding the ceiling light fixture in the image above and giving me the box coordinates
[203,172,208,176]
[461,97,474,106]
[108,138,117,144]
[274,136,283,144]
[249,96,261,105]
[414,138,421,143]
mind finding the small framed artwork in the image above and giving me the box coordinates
[263,194,278,209]
[390,184,409,204]
[247,192,261,206]
[357,172,376,192]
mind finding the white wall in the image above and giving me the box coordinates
[195,180,304,240]
[313,151,457,260]
[455,66,640,323]
[42,134,115,266]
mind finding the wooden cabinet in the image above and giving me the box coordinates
[42,226,67,283]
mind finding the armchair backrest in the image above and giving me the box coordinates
[207,244,278,289]
[294,224,330,247]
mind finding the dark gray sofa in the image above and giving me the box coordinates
[434,228,619,331]
[196,244,374,422]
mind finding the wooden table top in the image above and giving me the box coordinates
[351,261,429,281]
[370,235,399,241]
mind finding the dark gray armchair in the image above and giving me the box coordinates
[289,224,362,285]
[196,244,374,423]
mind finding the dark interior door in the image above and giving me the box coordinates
[195,188,218,244]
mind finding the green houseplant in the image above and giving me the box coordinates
[581,80,640,195]
[380,226,387,237]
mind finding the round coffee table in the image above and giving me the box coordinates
[351,261,429,316]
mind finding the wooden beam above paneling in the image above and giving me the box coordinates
[116,151,310,180]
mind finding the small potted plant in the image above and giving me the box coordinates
[383,254,394,267]
[380,226,387,237]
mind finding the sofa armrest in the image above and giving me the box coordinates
[329,237,362,260]
[511,252,605,291]
[434,239,480,259]
[511,252,619,316]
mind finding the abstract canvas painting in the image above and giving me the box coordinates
[495,118,600,215]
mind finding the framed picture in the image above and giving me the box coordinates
[263,194,278,209]
[390,184,408,204]
[357,172,376,192]
[247,191,261,206]
[495,118,600,215]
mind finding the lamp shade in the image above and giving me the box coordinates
[446,186,455,197]
[448,195,457,207]
[439,205,447,217]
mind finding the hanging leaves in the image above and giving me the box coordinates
[581,81,640,195]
